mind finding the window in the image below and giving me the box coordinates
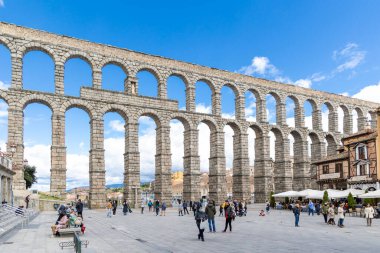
[323,165,329,174]
[335,163,343,177]
[356,144,367,160]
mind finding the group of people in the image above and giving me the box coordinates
[51,200,85,236]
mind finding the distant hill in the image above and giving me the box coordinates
[67,183,124,192]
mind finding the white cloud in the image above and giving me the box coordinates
[109,120,124,132]
[352,81,380,103]
[195,103,212,114]
[239,56,278,76]
[333,43,366,73]
[0,1,4,7]
[0,81,9,90]
[294,79,312,89]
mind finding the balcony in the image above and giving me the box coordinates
[0,156,12,170]
[348,175,372,182]
[319,173,341,180]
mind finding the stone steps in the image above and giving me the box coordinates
[0,209,28,238]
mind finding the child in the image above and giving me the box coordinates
[259,210,266,216]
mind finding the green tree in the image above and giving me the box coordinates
[270,191,276,208]
[285,196,290,204]
[363,190,375,206]
[347,192,356,209]
[323,190,329,203]
[24,165,37,189]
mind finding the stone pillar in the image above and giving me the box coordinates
[88,118,106,209]
[326,141,338,156]
[310,141,325,189]
[235,95,245,121]
[50,113,67,197]
[357,116,367,131]
[124,121,141,208]
[328,110,338,133]
[92,68,102,89]
[125,76,138,95]
[11,55,22,89]
[7,178,11,203]
[295,105,305,128]
[256,97,267,123]
[232,132,251,201]
[254,135,273,202]
[158,81,167,99]
[276,102,286,126]
[55,63,64,95]
[7,107,25,190]
[186,87,196,112]
[343,113,353,135]
[183,128,201,202]
[312,109,322,131]
[292,140,310,190]
[154,124,172,205]
[273,138,292,192]
[212,92,221,116]
[209,131,226,204]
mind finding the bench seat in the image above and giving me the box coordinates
[58,227,81,235]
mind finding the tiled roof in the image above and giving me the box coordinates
[312,151,348,165]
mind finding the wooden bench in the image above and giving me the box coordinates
[58,227,81,235]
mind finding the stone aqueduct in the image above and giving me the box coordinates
[0,22,378,208]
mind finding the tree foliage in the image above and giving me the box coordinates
[24,165,37,189]
[347,192,356,209]
[323,190,329,203]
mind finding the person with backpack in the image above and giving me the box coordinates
[205,200,216,233]
[293,203,301,227]
[222,200,234,232]
[148,200,153,212]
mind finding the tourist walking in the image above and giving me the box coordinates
[195,210,206,241]
[155,200,160,216]
[161,201,167,216]
[364,204,375,226]
[219,202,224,216]
[183,201,189,215]
[76,199,84,219]
[122,199,129,216]
[265,200,270,214]
[223,201,234,232]
[327,204,335,225]
[322,202,329,223]
[141,201,145,214]
[193,202,198,216]
[106,200,113,218]
[25,194,30,209]
[315,202,321,215]
[148,200,153,212]
[112,200,118,215]
[308,200,315,216]
[337,203,345,227]
[178,199,184,216]
[190,200,193,211]
[293,203,301,227]
[205,201,216,233]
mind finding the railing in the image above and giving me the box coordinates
[0,156,12,170]
[319,172,342,180]
[74,232,82,253]
[1,204,38,228]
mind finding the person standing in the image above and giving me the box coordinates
[308,200,315,216]
[219,202,224,216]
[337,203,345,228]
[293,203,301,227]
[205,201,216,233]
[315,201,321,215]
[141,201,145,214]
[178,199,184,216]
[183,201,189,215]
[322,202,329,223]
[112,200,118,215]
[122,199,129,216]
[190,200,193,211]
[364,203,375,226]
[327,204,335,225]
[25,194,30,209]
[106,200,113,218]
[223,201,234,232]
[76,199,84,219]
[155,200,160,216]
[161,201,167,216]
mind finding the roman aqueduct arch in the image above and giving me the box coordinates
[0,22,378,208]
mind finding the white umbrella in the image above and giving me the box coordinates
[272,191,300,198]
[332,189,365,198]
[358,190,380,199]
[305,190,324,199]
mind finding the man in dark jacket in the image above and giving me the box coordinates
[205,201,216,232]
[293,203,301,227]
[223,201,234,232]
[76,199,84,219]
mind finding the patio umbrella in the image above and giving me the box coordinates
[272,191,301,198]
[358,190,380,199]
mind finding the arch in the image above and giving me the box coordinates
[245,88,262,122]
[100,58,129,76]
[20,94,57,113]
[136,110,162,128]
[167,72,190,89]
[0,36,16,54]
[99,104,128,123]
[266,91,282,125]
[64,56,93,96]
[0,91,10,104]
[136,66,162,84]
[221,84,237,119]
[304,98,317,130]
[285,95,301,128]
[195,78,216,94]
[289,129,304,143]
[222,83,240,97]
[170,114,192,131]
[325,133,338,156]
[196,116,218,132]
[61,100,96,119]
[167,74,187,110]
[62,51,94,69]
[136,68,159,97]
[21,43,57,63]
[101,62,128,92]
[248,123,264,137]
[268,125,285,141]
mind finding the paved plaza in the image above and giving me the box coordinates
[0,205,379,253]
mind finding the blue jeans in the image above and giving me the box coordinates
[338,218,344,226]
[208,218,216,232]
[308,208,314,216]
[294,214,300,226]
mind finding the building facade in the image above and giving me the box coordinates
[0,154,15,203]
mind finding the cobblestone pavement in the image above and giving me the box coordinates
[0,205,379,253]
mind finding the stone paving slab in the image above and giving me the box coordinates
[0,205,379,253]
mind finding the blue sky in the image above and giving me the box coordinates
[0,1,380,191]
